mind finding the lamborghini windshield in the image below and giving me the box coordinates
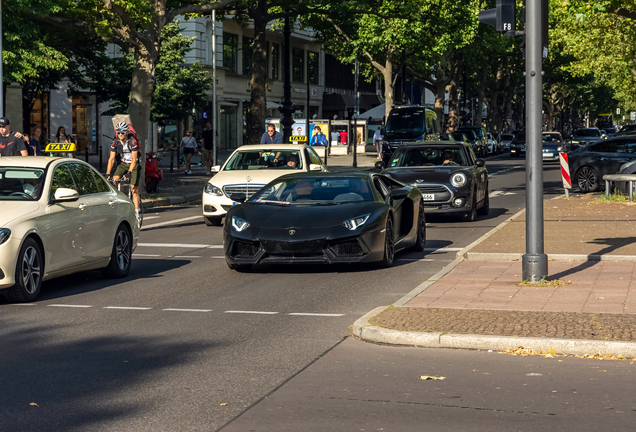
[252,176,374,203]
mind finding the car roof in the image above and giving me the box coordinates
[0,156,61,168]
[236,144,309,151]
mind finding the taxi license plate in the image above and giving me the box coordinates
[542,152,551,158]
[422,194,435,201]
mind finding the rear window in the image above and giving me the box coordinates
[573,129,601,137]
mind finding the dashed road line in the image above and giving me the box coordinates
[143,216,160,220]
[104,306,152,310]
[162,308,212,313]
[140,215,202,230]
[288,313,345,317]
[398,258,436,262]
[171,256,202,259]
[424,247,462,252]
[138,243,223,249]
[133,254,162,257]
[225,310,279,315]
[48,304,92,308]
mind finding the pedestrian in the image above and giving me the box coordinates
[54,126,72,143]
[339,129,348,146]
[260,123,283,144]
[310,125,328,146]
[330,129,340,146]
[29,126,43,156]
[180,130,197,175]
[373,127,383,160]
[0,117,29,156]
[201,122,215,173]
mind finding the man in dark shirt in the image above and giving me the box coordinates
[260,124,283,144]
[0,117,28,157]
[201,122,215,173]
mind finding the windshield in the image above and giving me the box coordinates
[252,176,374,203]
[0,168,45,201]
[501,134,513,140]
[385,109,436,135]
[542,133,562,142]
[224,149,303,171]
[512,133,526,143]
[389,146,468,167]
[573,129,601,137]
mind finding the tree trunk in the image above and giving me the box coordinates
[446,70,459,133]
[382,57,394,119]
[248,7,268,144]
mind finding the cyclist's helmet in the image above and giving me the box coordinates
[115,122,129,133]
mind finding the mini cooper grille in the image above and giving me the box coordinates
[223,184,265,198]
[416,185,448,194]
[233,241,260,257]
[332,240,363,255]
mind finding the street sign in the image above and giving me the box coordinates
[631,112,636,121]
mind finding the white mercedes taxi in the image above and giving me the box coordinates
[0,157,139,302]
[202,144,327,226]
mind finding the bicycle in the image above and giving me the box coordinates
[112,177,144,228]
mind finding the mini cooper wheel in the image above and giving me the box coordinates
[101,224,132,278]
[477,187,490,216]
[410,202,427,252]
[576,166,600,192]
[6,237,43,303]
[378,217,395,268]
[462,194,477,222]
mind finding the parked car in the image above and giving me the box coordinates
[223,172,426,270]
[376,141,488,222]
[500,133,514,150]
[613,159,636,194]
[202,144,327,226]
[486,133,496,155]
[510,132,526,157]
[457,125,487,158]
[603,127,617,137]
[568,137,636,192]
[0,157,139,302]
[542,132,565,162]
[457,129,483,157]
[451,132,470,144]
[571,128,603,150]
[616,125,636,136]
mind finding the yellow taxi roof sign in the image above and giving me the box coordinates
[44,143,77,152]
[289,135,308,142]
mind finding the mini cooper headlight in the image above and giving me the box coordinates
[0,229,10,245]
[204,183,223,196]
[231,216,250,232]
[450,173,467,188]
[342,214,370,231]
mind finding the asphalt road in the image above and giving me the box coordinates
[0,155,580,432]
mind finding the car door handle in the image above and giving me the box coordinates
[109,201,116,207]
[79,204,87,211]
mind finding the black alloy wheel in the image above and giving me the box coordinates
[379,217,395,267]
[101,224,132,278]
[410,202,427,252]
[576,166,600,192]
[477,185,490,216]
[6,237,43,302]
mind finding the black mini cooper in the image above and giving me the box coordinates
[376,142,489,221]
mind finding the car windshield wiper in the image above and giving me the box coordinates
[312,201,339,205]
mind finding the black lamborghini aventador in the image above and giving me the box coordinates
[223,172,426,270]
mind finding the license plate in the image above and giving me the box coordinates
[422,194,435,201]
[542,152,552,158]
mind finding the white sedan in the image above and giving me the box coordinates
[202,144,327,226]
[0,157,139,302]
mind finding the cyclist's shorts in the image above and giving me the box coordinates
[114,162,141,186]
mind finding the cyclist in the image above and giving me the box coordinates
[106,122,141,221]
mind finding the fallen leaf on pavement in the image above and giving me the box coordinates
[29,403,38,407]
[220,403,228,406]
[549,348,556,356]
[598,297,605,300]
[420,376,445,380]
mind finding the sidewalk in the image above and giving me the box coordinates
[353,193,636,357]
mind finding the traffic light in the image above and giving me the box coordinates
[478,0,516,32]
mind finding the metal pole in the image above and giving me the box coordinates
[212,10,218,166]
[522,0,548,282]
[99,145,103,172]
[353,54,359,168]
[279,14,294,143]
[306,62,310,142]
[0,0,3,118]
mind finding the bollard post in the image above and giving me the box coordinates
[85,146,89,163]
[170,148,174,173]
[176,145,181,168]
[99,145,103,172]
[324,142,328,166]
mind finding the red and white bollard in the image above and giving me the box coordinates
[560,152,572,197]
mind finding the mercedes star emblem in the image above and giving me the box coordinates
[416,179,424,183]
[246,176,252,182]
[289,230,296,235]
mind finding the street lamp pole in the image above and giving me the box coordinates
[279,14,294,143]
[522,0,548,282]
[352,53,359,168]
[212,10,217,166]
[0,0,4,118]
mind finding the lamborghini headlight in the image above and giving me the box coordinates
[204,183,223,196]
[342,214,370,231]
[450,173,467,188]
[231,216,250,232]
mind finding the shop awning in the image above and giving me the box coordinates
[359,103,386,120]
[266,101,282,109]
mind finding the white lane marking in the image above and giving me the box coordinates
[47,304,92,308]
[133,254,161,257]
[288,313,345,317]
[211,256,225,259]
[141,215,201,230]
[424,247,462,252]
[171,256,202,258]
[8,303,36,306]
[144,216,160,220]
[104,306,152,310]
[162,308,212,313]
[225,310,278,315]
[489,191,503,197]
[398,258,436,262]
[137,243,223,249]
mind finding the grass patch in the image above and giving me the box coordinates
[517,277,573,288]
[146,193,163,199]
[599,189,632,203]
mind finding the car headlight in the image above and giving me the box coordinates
[557,146,563,152]
[0,229,10,245]
[231,216,250,232]
[620,159,636,172]
[342,214,370,230]
[572,140,579,144]
[205,183,223,196]
[450,173,467,188]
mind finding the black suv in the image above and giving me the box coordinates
[457,125,487,157]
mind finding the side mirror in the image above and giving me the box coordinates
[375,161,386,171]
[53,188,79,202]
[390,189,409,200]
[475,159,486,168]
[211,165,221,173]
[230,192,246,203]
[309,164,322,171]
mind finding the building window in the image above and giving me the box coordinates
[308,51,319,85]
[271,43,280,80]
[242,36,253,75]
[292,48,304,83]
[223,32,238,74]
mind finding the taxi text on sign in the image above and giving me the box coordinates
[289,136,308,142]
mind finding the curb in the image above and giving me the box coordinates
[351,307,636,357]
[142,193,201,210]
[465,252,636,262]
